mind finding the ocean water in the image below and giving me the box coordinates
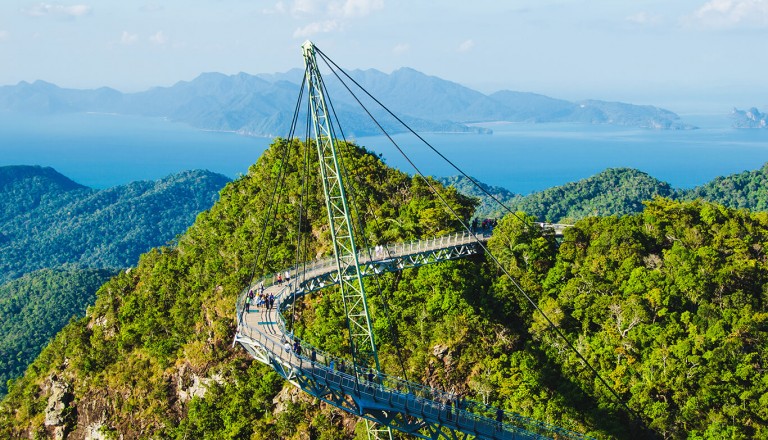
[358,114,768,195]
[1,111,767,194]
[0,112,271,188]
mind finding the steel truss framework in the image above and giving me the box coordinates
[234,40,588,440]
[234,234,588,440]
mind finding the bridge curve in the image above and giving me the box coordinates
[234,229,587,440]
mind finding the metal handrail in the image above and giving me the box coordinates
[235,232,590,439]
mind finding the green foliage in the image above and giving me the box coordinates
[447,163,768,224]
[680,162,768,210]
[0,266,116,397]
[494,198,768,438]
[0,165,229,403]
[167,362,282,439]
[438,175,520,220]
[0,166,230,283]
[0,139,475,438]
[4,142,768,439]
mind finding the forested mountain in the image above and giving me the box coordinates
[507,168,676,222]
[0,166,230,401]
[681,163,768,209]
[0,69,693,136]
[2,140,766,439]
[449,164,768,223]
[443,168,676,222]
[438,175,520,219]
[0,267,117,397]
[0,166,87,223]
[0,166,230,283]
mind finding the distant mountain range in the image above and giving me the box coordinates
[0,68,696,136]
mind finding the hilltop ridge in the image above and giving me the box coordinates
[2,141,768,438]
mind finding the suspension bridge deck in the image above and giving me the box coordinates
[235,229,587,440]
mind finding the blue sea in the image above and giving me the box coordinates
[1,111,767,194]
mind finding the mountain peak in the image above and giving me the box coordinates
[0,165,86,192]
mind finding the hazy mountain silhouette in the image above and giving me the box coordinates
[0,68,695,135]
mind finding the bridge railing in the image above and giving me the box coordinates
[237,313,571,439]
[235,229,590,439]
[237,276,588,439]
[238,231,489,312]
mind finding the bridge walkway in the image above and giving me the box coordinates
[235,230,587,440]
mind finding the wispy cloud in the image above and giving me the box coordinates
[690,0,768,28]
[121,31,138,45]
[293,20,339,38]
[149,31,168,45]
[292,0,320,15]
[457,39,474,53]
[0,30,9,42]
[291,0,384,38]
[22,2,92,18]
[263,1,287,14]
[392,42,410,55]
[626,11,662,26]
[331,0,384,18]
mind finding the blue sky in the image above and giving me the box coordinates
[1,0,767,112]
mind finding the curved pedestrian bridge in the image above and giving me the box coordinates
[234,230,588,439]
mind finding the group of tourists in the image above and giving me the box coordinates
[373,244,388,258]
[275,270,291,286]
[471,217,497,232]
[244,283,274,313]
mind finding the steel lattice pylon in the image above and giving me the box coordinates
[302,40,391,440]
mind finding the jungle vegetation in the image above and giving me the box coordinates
[1,143,766,439]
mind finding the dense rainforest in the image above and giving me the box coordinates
[448,163,768,223]
[0,166,230,399]
[0,267,117,397]
[1,139,766,439]
[0,166,231,283]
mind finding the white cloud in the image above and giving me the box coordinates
[331,0,384,18]
[263,1,287,14]
[121,31,138,45]
[22,3,92,18]
[0,30,9,42]
[293,20,339,38]
[690,0,768,28]
[149,30,168,45]
[392,43,410,55]
[457,39,474,53]
[291,0,383,37]
[292,0,320,15]
[626,11,662,26]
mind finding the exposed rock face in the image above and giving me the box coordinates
[175,363,220,404]
[272,384,303,414]
[732,107,768,128]
[44,375,74,439]
[83,423,109,440]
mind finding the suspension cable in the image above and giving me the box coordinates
[314,47,539,234]
[245,71,308,290]
[313,47,646,429]
[289,106,314,336]
[318,62,412,383]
